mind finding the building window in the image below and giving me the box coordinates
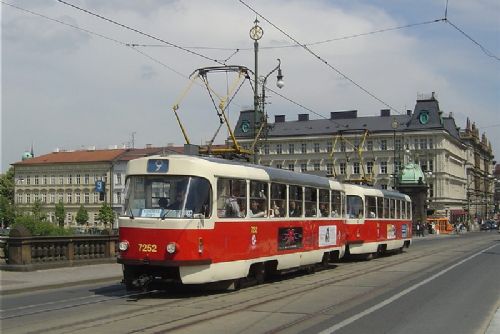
[58,193,64,203]
[276,144,282,154]
[117,191,122,204]
[34,176,39,185]
[340,142,346,152]
[327,141,332,153]
[428,159,434,172]
[429,183,434,197]
[288,163,295,171]
[314,163,320,171]
[414,138,418,149]
[59,175,64,185]
[17,193,23,203]
[314,143,320,153]
[84,174,90,184]
[50,193,55,203]
[26,176,31,185]
[420,138,427,149]
[67,175,72,185]
[395,139,402,150]
[117,173,122,185]
[76,174,81,185]
[34,193,39,202]
[340,162,346,175]
[380,161,388,174]
[301,163,307,172]
[42,193,47,203]
[93,193,99,203]
[429,138,434,149]
[395,160,402,173]
[301,143,307,154]
[26,193,31,204]
[380,139,387,150]
[367,140,373,151]
[76,192,81,204]
[67,193,72,203]
[327,163,333,175]
[367,161,374,174]
[420,160,428,172]
[43,175,48,185]
[84,192,90,204]
[288,144,294,154]
[381,184,388,190]
[353,162,360,174]
[276,163,283,169]
[51,175,56,185]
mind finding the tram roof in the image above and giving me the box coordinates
[129,154,341,190]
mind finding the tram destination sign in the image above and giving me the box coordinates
[147,159,169,173]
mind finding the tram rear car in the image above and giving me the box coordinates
[117,155,347,290]
[343,184,412,258]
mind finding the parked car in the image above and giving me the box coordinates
[480,221,497,231]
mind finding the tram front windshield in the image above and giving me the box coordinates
[123,176,211,219]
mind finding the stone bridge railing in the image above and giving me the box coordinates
[0,226,119,271]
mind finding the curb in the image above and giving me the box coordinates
[0,275,123,296]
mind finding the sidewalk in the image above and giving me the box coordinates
[0,262,122,295]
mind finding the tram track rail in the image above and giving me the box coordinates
[4,234,495,334]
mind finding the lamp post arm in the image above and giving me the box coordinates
[261,59,282,115]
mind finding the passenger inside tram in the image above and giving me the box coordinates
[289,201,300,217]
[250,200,266,218]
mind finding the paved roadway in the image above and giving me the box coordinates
[1,232,499,334]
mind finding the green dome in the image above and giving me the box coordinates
[399,163,426,184]
[22,151,33,161]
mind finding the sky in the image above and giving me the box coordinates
[2,0,499,172]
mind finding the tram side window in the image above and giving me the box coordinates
[318,189,329,217]
[288,185,303,217]
[347,195,364,218]
[401,200,407,219]
[217,178,246,218]
[366,196,377,218]
[407,202,412,219]
[250,181,268,218]
[376,197,383,219]
[341,193,346,217]
[383,198,390,219]
[390,199,396,219]
[331,191,341,218]
[304,187,317,217]
[271,183,286,217]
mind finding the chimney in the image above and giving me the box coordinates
[407,110,412,116]
[330,110,358,120]
[298,114,309,121]
[145,144,152,149]
[449,112,454,118]
[380,109,390,117]
[275,115,286,123]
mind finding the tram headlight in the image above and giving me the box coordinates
[118,240,129,251]
[166,242,177,254]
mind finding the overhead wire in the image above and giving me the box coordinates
[238,0,403,115]
[56,0,225,65]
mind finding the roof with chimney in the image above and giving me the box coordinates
[234,93,462,142]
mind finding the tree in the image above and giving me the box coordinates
[76,205,89,226]
[31,199,47,222]
[0,167,15,227]
[55,201,66,228]
[97,203,115,229]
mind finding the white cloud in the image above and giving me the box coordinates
[2,0,499,170]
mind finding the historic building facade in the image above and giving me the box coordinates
[234,93,495,220]
[11,146,174,229]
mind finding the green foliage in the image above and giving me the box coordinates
[97,203,115,228]
[55,201,66,228]
[31,199,47,222]
[12,214,70,236]
[0,167,15,226]
[76,205,89,225]
[0,167,15,201]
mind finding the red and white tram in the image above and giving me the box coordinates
[343,184,412,257]
[118,155,347,289]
